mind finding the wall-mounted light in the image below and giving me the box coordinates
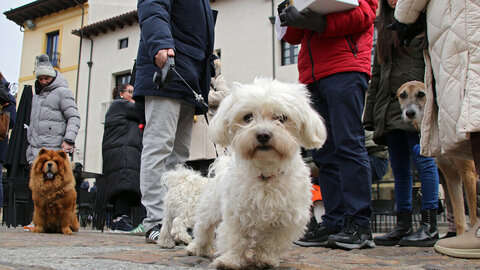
[25,19,36,30]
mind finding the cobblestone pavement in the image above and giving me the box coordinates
[0,225,479,270]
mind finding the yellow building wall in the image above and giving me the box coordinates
[17,5,88,98]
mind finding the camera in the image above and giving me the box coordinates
[153,57,175,88]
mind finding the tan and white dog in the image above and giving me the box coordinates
[397,81,477,235]
[161,78,327,269]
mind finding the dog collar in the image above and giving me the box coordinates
[258,171,284,181]
[259,174,275,181]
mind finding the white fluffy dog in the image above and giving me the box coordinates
[181,78,327,269]
[157,165,209,248]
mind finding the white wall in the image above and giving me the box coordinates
[76,25,140,173]
[211,0,299,84]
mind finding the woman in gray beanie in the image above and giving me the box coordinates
[26,54,80,164]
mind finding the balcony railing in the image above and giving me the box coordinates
[47,51,61,67]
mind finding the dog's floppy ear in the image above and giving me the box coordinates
[299,103,327,150]
[208,83,239,147]
[289,83,327,149]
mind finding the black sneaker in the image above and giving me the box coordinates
[145,224,161,244]
[294,217,340,247]
[110,215,134,234]
[327,218,375,250]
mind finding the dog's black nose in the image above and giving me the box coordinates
[47,163,53,169]
[406,109,416,119]
[256,131,272,144]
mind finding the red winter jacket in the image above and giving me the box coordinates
[282,0,378,84]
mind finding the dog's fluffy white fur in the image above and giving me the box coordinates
[157,165,209,248]
[160,78,327,269]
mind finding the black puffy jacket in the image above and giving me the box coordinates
[102,99,142,203]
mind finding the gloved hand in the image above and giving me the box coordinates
[387,13,425,46]
[279,5,326,33]
[412,144,421,156]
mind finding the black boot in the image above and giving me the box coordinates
[374,211,413,246]
[399,209,439,247]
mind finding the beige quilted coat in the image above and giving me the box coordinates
[395,0,480,159]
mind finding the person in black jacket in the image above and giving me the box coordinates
[102,84,143,233]
[133,0,215,243]
[0,72,16,210]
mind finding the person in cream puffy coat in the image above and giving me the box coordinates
[394,0,480,259]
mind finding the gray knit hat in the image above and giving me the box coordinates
[35,54,56,78]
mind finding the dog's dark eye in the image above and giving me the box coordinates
[274,114,288,123]
[243,113,253,123]
[399,92,407,99]
[416,91,426,98]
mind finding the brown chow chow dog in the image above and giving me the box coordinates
[29,149,79,234]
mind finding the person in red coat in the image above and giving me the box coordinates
[279,0,378,249]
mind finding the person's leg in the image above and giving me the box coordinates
[320,72,372,227]
[309,81,343,232]
[398,131,439,247]
[113,194,131,219]
[165,101,194,171]
[320,72,373,249]
[407,131,439,211]
[374,130,414,246]
[294,81,343,247]
[386,130,414,212]
[140,96,184,235]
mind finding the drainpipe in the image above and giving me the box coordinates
[83,37,93,167]
[73,0,85,103]
[269,0,276,79]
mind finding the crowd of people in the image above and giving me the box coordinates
[278,0,479,258]
[1,0,479,261]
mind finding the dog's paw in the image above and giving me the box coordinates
[62,227,74,235]
[30,226,44,233]
[157,237,176,249]
[71,220,80,232]
[185,242,210,257]
[212,255,248,270]
[173,232,192,245]
[254,257,279,269]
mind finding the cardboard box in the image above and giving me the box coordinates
[290,0,359,15]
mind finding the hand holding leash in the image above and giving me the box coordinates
[152,56,209,109]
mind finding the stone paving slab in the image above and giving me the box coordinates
[0,225,479,269]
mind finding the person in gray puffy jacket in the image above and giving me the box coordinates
[26,54,80,164]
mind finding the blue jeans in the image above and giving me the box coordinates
[310,72,372,230]
[386,129,439,211]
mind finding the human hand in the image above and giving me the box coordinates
[155,48,175,68]
[412,144,421,156]
[62,141,75,153]
[279,6,326,33]
[387,14,425,47]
